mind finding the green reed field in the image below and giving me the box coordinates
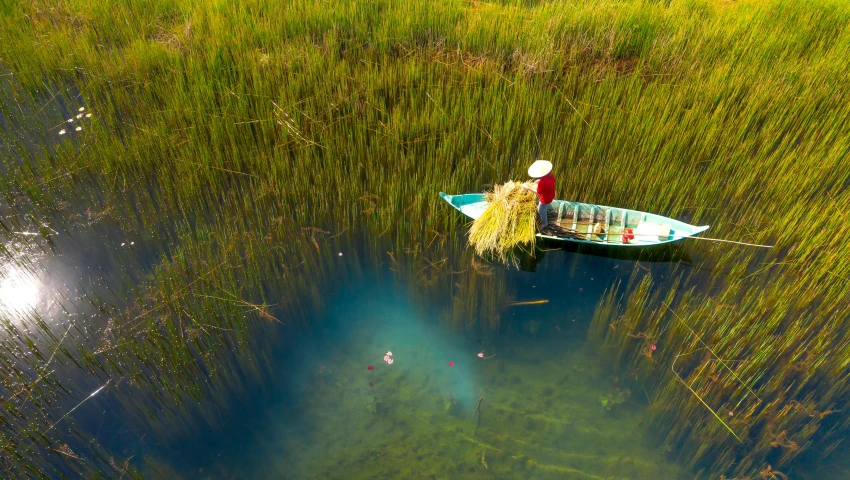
[1,0,849,477]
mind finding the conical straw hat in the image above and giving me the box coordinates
[527,160,553,178]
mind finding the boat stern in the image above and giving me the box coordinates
[691,225,710,236]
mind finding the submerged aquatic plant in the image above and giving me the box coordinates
[600,389,630,411]
[444,391,458,415]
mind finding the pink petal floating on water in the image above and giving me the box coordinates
[387,358,393,365]
[477,353,484,358]
[383,355,389,362]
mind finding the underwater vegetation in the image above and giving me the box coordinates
[0,0,848,477]
[250,310,688,480]
[587,256,850,477]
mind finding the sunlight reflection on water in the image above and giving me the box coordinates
[0,264,41,316]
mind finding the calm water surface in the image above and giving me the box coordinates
[96,238,692,479]
[2,214,694,478]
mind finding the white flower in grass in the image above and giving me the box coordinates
[76,114,83,119]
[79,107,85,112]
[59,129,66,135]
[67,118,74,123]
[85,113,91,118]
[75,126,82,131]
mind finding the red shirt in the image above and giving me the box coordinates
[537,174,555,204]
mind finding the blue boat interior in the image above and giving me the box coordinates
[439,192,708,246]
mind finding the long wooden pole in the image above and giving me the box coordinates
[678,236,773,248]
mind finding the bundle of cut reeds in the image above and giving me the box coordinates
[468,181,539,261]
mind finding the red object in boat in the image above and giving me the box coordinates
[449,361,454,367]
[367,365,374,370]
[623,228,635,244]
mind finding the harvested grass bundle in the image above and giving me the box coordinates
[468,181,539,261]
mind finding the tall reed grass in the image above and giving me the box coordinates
[1,0,849,476]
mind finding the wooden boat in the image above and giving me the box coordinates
[439,192,709,246]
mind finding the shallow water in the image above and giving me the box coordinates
[133,250,688,479]
[2,211,845,478]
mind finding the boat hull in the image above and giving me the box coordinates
[439,192,709,247]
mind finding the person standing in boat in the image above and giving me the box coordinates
[523,160,556,232]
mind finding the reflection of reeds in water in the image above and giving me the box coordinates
[382,226,511,333]
[448,258,507,331]
[588,260,850,477]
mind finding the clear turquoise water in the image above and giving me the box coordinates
[106,244,692,479]
[4,219,847,478]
